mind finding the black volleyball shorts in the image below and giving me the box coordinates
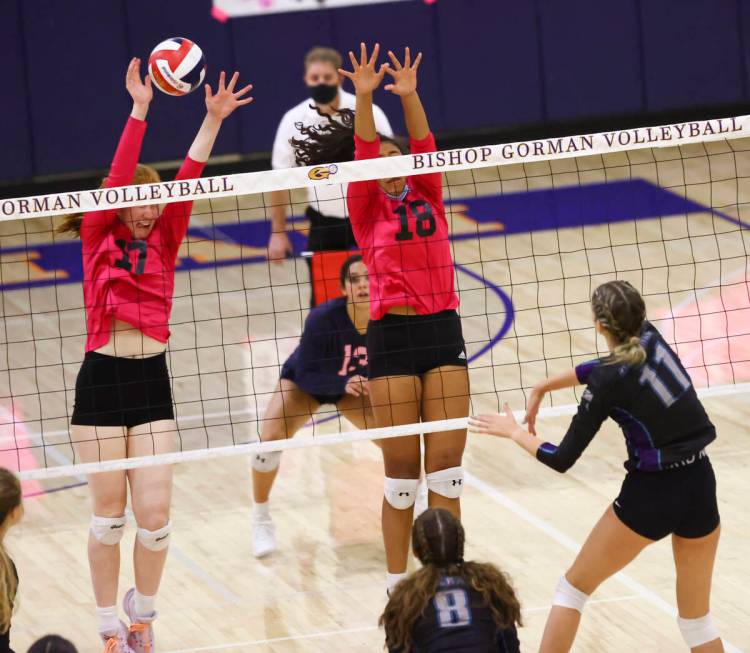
[367,309,467,379]
[71,351,174,429]
[613,453,720,541]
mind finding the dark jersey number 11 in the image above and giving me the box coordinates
[394,200,436,241]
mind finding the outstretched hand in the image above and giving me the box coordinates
[126,57,153,106]
[468,403,521,439]
[339,42,387,95]
[205,71,253,120]
[384,47,422,97]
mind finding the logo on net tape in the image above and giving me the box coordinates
[308,164,339,180]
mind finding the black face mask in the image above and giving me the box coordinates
[310,83,338,105]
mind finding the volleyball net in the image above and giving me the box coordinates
[2,115,749,480]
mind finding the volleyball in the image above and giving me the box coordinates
[148,37,206,96]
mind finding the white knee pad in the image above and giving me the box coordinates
[552,575,590,612]
[384,477,420,510]
[678,613,720,648]
[90,515,126,545]
[252,451,282,473]
[426,466,464,499]
[137,521,172,552]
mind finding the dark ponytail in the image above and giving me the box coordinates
[379,509,522,653]
[291,106,408,167]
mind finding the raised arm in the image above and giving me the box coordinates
[161,71,253,245]
[339,43,387,142]
[106,58,153,189]
[186,71,253,164]
[384,48,428,141]
[82,59,152,241]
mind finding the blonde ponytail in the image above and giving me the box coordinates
[610,335,647,367]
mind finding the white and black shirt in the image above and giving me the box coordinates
[271,88,393,219]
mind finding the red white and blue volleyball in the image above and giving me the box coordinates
[148,37,206,96]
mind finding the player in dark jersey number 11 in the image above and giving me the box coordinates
[470,280,724,652]
[381,508,521,653]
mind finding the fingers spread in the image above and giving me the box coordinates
[368,43,380,67]
[236,83,253,97]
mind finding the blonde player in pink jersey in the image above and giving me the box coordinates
[292,43,469,594]
[58,58,252,653]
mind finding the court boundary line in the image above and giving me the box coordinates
[463,471,745,653]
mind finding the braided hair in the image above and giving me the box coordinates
[290,106,407,167]
[591,280,647,367]
[379,509,522,653]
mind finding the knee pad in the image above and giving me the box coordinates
[252,451,282,473]
[136,521,171,552]
[384,477,420,510]
[426,466,464,499]
[678,613,720,648]
[552,575,589,613]
[90,515,126,545]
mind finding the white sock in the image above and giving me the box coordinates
[96,604,120,636]
[253,501,271,520]
[134,590,156,619]
[386,571,408,593]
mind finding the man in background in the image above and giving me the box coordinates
[268,46,393,305]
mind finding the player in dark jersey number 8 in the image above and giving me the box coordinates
[470,280,724,652]
[381,508,521,653]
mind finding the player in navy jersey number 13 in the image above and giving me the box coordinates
[470,281,724,652]
[250,255,376,557]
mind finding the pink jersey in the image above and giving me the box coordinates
[347,133,459,320]
[81,116,205,352]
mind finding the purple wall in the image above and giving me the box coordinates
[1,0,747,183]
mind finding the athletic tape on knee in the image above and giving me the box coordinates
[252,451,282,473]
[136,521,171,552]
[90,515,126,545]
[678,613,720,648]
[426,466,464,499]
[384,477,420,510]
[552,575,590,612]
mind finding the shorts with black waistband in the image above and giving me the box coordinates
[71,351,174,429]
[613,452,720,541]
[367,309,467,379]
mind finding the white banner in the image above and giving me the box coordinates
[2,116,748,222]
[213,0,411,18]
